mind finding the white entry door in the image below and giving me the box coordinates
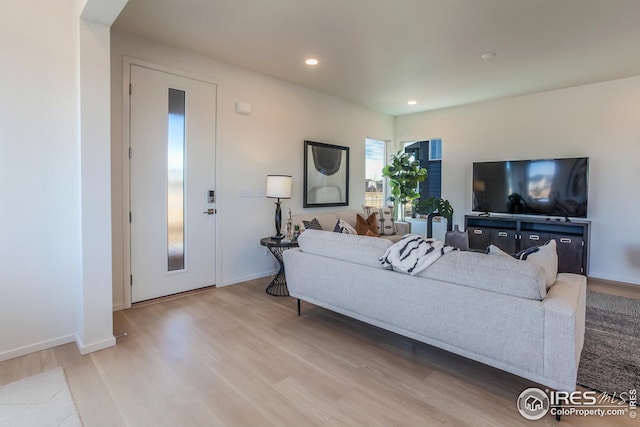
[129,64,216,303]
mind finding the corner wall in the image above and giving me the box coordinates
[0,1,82,359]
[77,17,116,354]
[395,76,640,284]
[110,31,394,308]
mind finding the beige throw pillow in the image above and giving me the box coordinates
[488,240,558,289]
[516,240,558,289]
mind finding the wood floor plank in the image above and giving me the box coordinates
[1,277,637,426]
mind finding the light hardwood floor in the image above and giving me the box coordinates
[588,277,640,300]
[1,277,638,426]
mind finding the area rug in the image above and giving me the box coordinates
[0,367,82,426]
[576,291,640,397]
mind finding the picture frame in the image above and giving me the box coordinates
[303,140,349,207]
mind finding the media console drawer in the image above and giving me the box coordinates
[464,215,590,275]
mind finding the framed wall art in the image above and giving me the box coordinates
[303,140,349,207]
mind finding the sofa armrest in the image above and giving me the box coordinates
[396,221,411,235]
[542,273,586,391]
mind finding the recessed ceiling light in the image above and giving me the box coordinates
[305,58,319,65]
[481,52,496,60]
[408,100,417,105]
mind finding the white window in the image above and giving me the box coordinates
[429,138,442,161]
[365,138,386,208]
[403,138,443,200]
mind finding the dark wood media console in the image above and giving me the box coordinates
[465,215,590,275]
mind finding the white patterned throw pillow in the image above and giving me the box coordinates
[339,218,357,235]
[377,205,395,235]
[362,205,396,235]
[516,239,558,289]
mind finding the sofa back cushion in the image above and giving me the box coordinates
[419,250,547,300]
[297,229,392,269]
[293,210,360,232]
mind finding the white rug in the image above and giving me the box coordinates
[0,367,82,426]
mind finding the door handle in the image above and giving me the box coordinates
[203,208,216,215]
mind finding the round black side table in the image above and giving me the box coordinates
[260,237,299,296]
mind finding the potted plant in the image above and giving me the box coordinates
[414,197,454,238]
[382,151,427,221]
[414,197,453,223]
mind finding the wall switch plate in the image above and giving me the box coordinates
[238,187,254,198]
[235,102,252,115]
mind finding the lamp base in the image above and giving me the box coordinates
[273,199,284,241]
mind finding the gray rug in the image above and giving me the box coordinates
[576,291,640,397]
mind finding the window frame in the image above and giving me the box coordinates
[364,137,387,209]
[402,138,443,201]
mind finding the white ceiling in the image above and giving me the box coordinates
[112,0,640,116]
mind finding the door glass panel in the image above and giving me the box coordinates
[167,88,185,271]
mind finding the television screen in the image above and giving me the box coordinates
[472,157,589,218]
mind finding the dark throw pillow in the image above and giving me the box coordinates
[302,218,323,231]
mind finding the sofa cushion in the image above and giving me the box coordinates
[486,244,511,257]
[297,229,392,269]
[419,250,547,300]
[356,213,379,236]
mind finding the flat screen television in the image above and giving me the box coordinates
[472,157,589,218]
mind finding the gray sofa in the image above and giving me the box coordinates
[283,230,586,392]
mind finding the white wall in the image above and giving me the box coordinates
[0,1,81,359]
[0,0,122,361]
[111,31,394,308]
[395,76,640,285]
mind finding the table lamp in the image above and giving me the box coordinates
[266,175,292,240]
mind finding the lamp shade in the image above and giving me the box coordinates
[266,175,292,199]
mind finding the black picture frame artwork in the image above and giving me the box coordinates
[303,140,349,208]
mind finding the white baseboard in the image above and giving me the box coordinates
[0,334,76,363]
[75,334,116,355]
[112,302,127,312]
[218,269,274,287]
